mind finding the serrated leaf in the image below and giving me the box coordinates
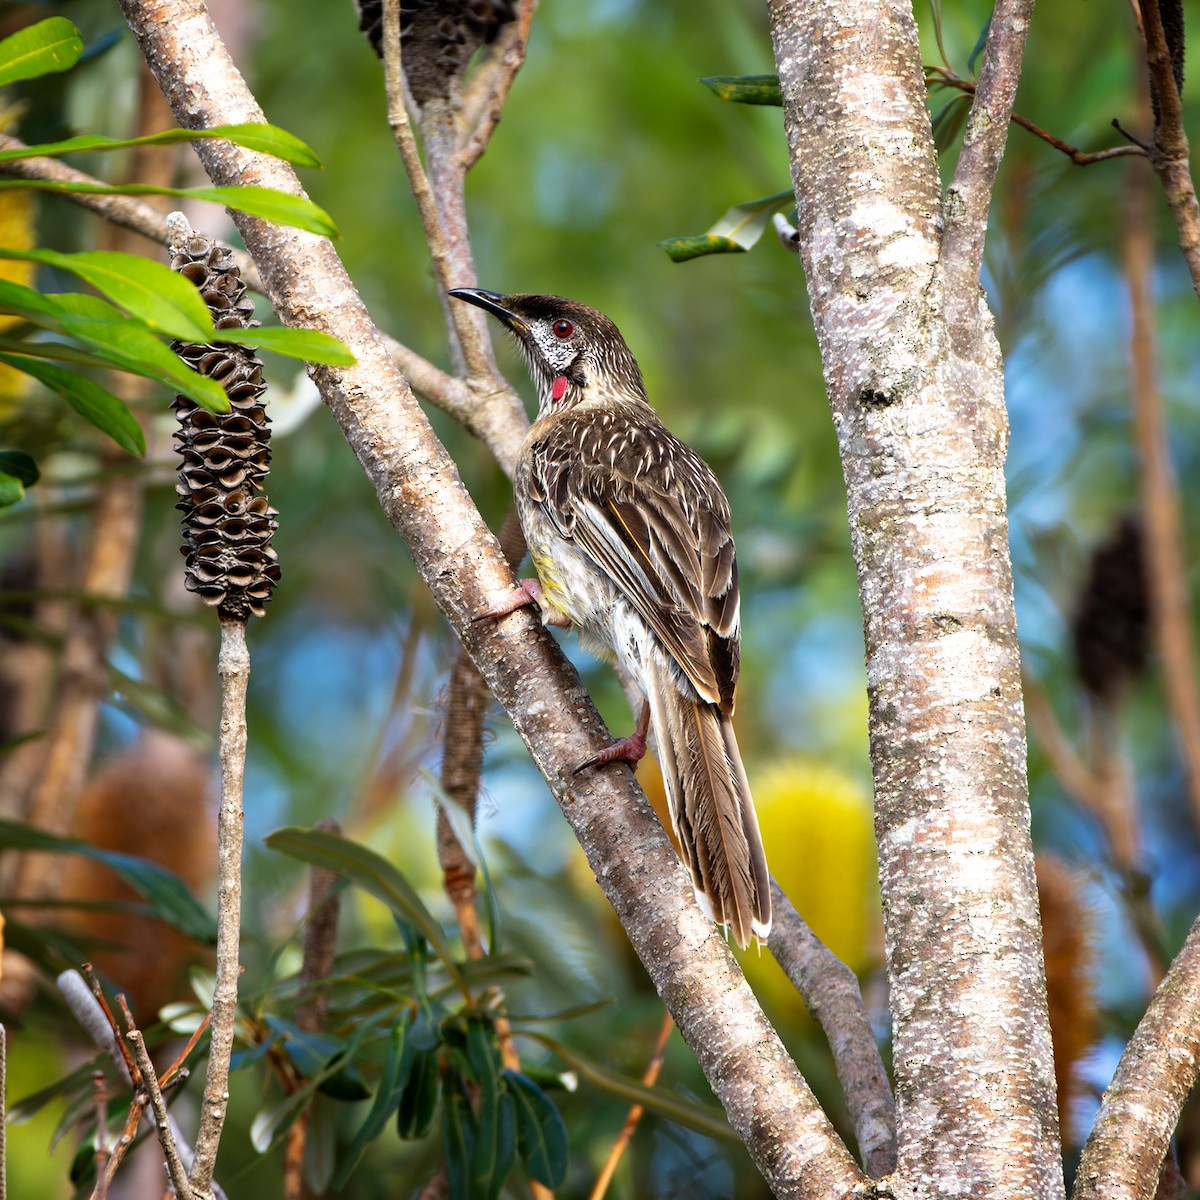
[504,1071,568,1188]
[0,18,83,88]
[396,1048,440,1140]
[0,817,216,942]
[333,1014,416,1191]
[700,74,782,105]
[0,180,339,237]
[0,449,38,486]
[0,471,24,506]
[0,123,322,169]
[265,826,466,993]
[661,190,794,262]
[0,354,144,456]
[215,324,354,366]
[0,248,214,341]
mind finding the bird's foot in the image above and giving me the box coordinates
[573,701,651,774]
[472,577,570,628]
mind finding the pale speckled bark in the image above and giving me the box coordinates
[117,2,864,1194]
[1073,916,1200,1200]
[769,1,1062,1197]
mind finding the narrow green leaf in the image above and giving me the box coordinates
[0,248,214,341]
[0,123,322,168]
[0,471,24,506]
[441,1073,477,1198]
[0,817,217,942]
[0,276,71,326]
[931,94,973,155]
[265,826,466,992]
[519,1033,736,1144]
[660,235,747,263]
[504,1071,568,1188]
[0,449,39,486]
[467,1019,514,1200]
[333,1014,416,1191]
[214,324,355,366]
[0,18,83,88]
[700,74,782,105]
[0,180,339,238]
[396,1049,440,1140]
[0,354,145,456]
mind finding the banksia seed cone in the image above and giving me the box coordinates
[356,0,516,102]
[169,223,279,620]
[1072,516,1148,702]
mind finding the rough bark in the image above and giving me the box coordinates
[768,0,1062,1196]
[117,1,863,1193]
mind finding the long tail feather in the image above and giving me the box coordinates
[646,664,772,947]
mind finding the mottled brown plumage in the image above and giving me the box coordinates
[449,288,771,946]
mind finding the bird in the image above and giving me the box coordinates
[448,287,771,948]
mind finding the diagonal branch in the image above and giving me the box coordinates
[940,0,1035,312]
[117,2,863,1194]
[1073,915,1200,1200]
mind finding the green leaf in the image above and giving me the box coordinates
[519,1033,736,1144]
[660,235,747,263]
[0,180,339,238]
[396,1048,440,1140]
[700,74,782,105]
[0,248,215,341]
[504,1071,568,1188]
[0,817,217,942]
[931,93,973,155]
[0,123,322,168]
[0,354,144,456]
[333,1014,416,1191]
[466,1020,514,1200]
[661,190,795,263]
[0,449,39,486]
[215,324,355,366]
[441,1072,477,1199]
[265,826,467,993]
[0,471,24,506]
[0,18,83,88]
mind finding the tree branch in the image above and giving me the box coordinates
[768,883,897,1178]
[1073,915,1200,1200]
[117,2,862,1193]
[940,0,1035,322]
[769,0,1061,1192]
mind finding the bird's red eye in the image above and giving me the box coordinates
[552,319,574,338]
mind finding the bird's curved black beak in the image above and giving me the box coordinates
[447,287,528,335]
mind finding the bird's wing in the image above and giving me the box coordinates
[529,408,740,711]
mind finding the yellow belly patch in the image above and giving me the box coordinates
[529,550,571,622]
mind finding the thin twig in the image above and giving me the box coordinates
[127,1030,194,1200]
[188,615,249,1196]
[81,964,139,1081]
[928,69,1147,166]
[457,0,538,171]
[1124,142,1200,838]
[92,1071,109,1200]
[767,882,897,1178]
[588,1010,674,1200]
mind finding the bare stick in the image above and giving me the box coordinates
[941,0,1035,321]
[1073,914,1200,1200]
[768,882,897,1177]
[588,1011,673,1200]
[188,614,249,1196]
[927,69,1146,165]
[92,1071,109,1200]
[127,1029,194,1200]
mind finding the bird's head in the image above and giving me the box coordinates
[447,288,646,413]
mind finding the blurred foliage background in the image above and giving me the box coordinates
[0,0,1198,1195]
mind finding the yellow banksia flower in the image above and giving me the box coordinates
[0,188,35,408]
